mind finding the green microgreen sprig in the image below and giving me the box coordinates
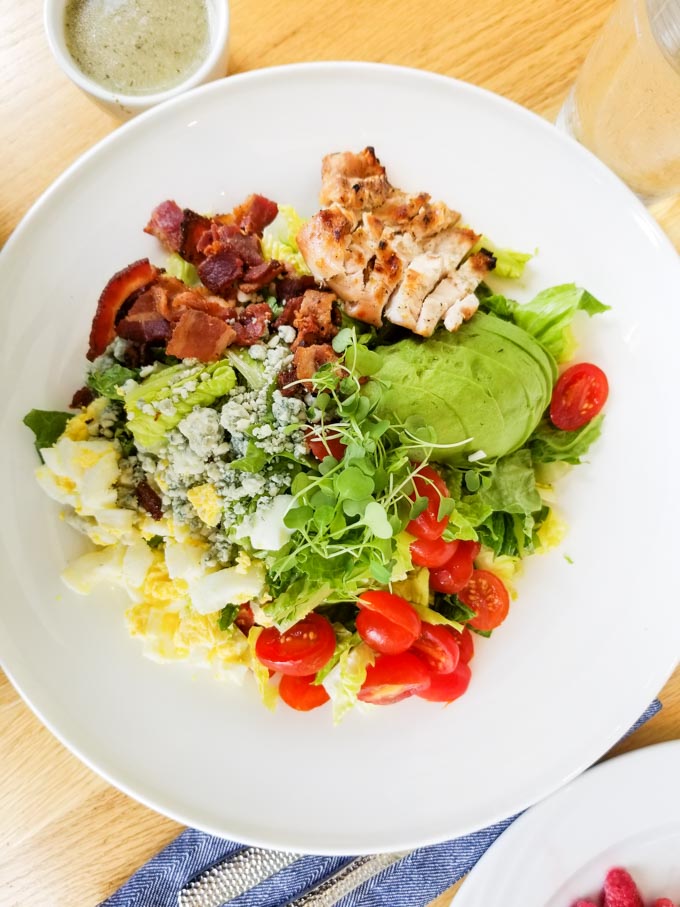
[269,329,472,606]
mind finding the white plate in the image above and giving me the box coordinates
[0,63,679,854]
[454,740,680,905]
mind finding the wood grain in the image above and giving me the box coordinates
[1,0,678,904]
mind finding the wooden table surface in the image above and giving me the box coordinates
[1,1,679,904]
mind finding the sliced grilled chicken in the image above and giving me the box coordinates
[297,148,496,336]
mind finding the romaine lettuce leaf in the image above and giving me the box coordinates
[528,415,604,465]
[165,252,199,286]
[472,236,533,279]
[123,361,236,452]
[87,363,140,398]
[23,409,73,456]
[480,284,609,362]
[247,626,278,710]
[261,205,311,276]
[323,642,375,724]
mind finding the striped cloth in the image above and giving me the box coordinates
[101,700,661,907]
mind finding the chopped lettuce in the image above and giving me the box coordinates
[477,449,543,515]
[247,627,278,710]
[481,284,609,362]
[323,641,375,724]
[23,409,73,456]
[123,361,236,452]
[529,415,604,465]
[225,347,268,390]
[87,363,140,398]
[472,235,533,279]
[261,205,311,275]
[165,252,199,286]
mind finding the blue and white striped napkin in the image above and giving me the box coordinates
[100,700,661,907]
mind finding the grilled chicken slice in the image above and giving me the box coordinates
[297,148,495,337]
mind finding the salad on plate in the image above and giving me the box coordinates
[24,147,609,719]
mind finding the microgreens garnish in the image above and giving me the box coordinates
[266,329,472,625]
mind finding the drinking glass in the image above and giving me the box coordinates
[557,0,680,201]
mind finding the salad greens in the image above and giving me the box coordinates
[123,360,236,451]
[480,283,609,362]
[23,409,73,455]
[25,177,609,719]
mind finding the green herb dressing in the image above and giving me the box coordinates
[64,0,210,96]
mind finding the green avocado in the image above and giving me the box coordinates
[369,313,556,465]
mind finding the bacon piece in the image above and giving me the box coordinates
[198,250,244,296]
[70,386,96,409]
[292,290,338,349]
[292,343,339,390]
[232,194,278,234]
[88,258,159,360]
[115,287,173,344]
[179,210,212,265]
[275,294,304,328]
[165,291,236,322]
[117,312,173,344]
[166,309,237,361]
[232,302,272,346]
[240,259,284,293]
[144,200,183,252]
[274,273,317,302]
[198,224,264,266]
[136,481,163,520]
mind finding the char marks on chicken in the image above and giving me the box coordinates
[296,147,495,337]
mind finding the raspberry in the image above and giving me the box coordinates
[603,868,644,907]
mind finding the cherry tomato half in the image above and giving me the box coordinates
[410,623,461,675]
[356,609,419,655]
[358,591,421,639]
[306,427,346,461]
[410,536,459,569]
[406,465,450,541]
[429,542,476,594]
[450,627,475,663]
[358,652,431,705]
[458,570,510,631]
[255,613,336,676]
[416,661,471,702]
[279,674,330,711]
[549,362,609,431]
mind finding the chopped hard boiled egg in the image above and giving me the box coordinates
[37,436,119,516]
[186,483,222,527]
[234,493,294,552]
[189,560,266,614]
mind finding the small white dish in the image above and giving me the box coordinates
[0,62,679,854]
[43,0,230,117]
[453,740,680,905]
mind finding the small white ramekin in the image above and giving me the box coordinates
[44,0,230,118]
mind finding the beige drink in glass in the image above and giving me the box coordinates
[558,0,680,201]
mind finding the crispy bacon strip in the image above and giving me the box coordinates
[87,258,159,360]
[198,250,244,296]
[279,343,338,396]
[232,194,278,234]
[291,290,338,350]
[179,210,212,265]
[231,302,272,346]
[143,200,183,252]
[240,259,284,293]
[166,309,237,361]
[275,273,317,303]
[116,290,173,344]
